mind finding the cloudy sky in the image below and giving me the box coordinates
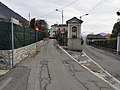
[1,0,120,34]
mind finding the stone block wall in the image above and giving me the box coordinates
[0,40,44,68]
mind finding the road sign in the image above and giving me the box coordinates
[60,29,64,34]
[11,17,19,25]
[35,26,39,32]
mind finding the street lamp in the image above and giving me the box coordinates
[116,10,120,16]
[55,9,63,24]
[79,14,89,46]
[116,10,120,22]
[80,14,89,20]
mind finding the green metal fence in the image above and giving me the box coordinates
[0,22,44,50]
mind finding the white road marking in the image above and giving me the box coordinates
[58,45,120,90]
[79,59,91,64]
[0,77,12,90]
[82,52,120,89]
[81,54,85,56]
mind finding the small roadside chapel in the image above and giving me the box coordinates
[66,17,83,51]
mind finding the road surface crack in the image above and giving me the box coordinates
[39,59,51,90]
[88,80,111,90]
[62,60,89,90]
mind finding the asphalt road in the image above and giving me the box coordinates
[0,40,115,90]
[82,44,120,81]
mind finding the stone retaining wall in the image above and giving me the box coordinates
[0,40,44,68]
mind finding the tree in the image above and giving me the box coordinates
[36,20,49,38]
[111,21,120,37]
[30,18,35,29]
[116,11,120,16]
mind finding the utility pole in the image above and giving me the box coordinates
[29,13,30,25]
[116,10,120,55]
[62,10,63,24]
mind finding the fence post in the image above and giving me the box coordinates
[117,33,120,55]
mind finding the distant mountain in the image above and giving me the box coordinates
[99,32,107,36]
[81,34,87,40]
[0,2,28,26]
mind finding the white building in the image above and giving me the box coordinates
[49,24,58,38]
[49,24,68,38]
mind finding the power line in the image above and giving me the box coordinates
[40,0,105,18]
[39,11,56,18]
[39,0,79,18]
[88,0,105,13]
[60,0,79,9]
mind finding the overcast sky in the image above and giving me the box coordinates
[1,0,120,34]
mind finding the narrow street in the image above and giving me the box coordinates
[0,40,116,90]
[1,0,120,90]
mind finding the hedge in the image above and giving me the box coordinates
[87,39,117,50]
